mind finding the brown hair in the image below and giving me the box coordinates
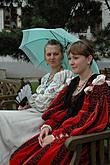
[67,40,95,58]
[44,39,64,56]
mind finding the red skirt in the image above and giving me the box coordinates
[10,134,90,165]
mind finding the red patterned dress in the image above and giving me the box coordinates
[10,74,110,165]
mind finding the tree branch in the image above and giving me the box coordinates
[105,0,110,11]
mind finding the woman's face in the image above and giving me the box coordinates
[45,45,63,69]
[68,52,92,75]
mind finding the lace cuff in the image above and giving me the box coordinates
[41,124,52,132]
[53,131,69,139]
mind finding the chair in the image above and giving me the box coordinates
[65,128,110,165]
[0,80,21,110]
[65,67,110,165]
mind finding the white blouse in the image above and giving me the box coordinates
[28,70,74,112]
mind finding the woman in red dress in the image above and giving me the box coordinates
[10,40,110,165]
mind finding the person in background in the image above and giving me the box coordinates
[0,39,74,165]
[10,40,110,165]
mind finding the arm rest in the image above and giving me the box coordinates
[0,95,18,110]
[65,129,110,165]
[65,130,110,150]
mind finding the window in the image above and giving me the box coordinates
[4,6,17,29]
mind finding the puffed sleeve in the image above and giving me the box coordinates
[52,77,110,139]
[28,70,74,112]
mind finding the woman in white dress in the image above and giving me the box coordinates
[0,39,74,165]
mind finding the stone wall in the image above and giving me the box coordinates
[0,69,6,79]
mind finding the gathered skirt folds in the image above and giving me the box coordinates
[0,108,44,165]
[10,134,89,165]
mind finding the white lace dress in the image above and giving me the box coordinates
[0,70,74,165]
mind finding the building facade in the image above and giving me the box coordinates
[0,1,27,31]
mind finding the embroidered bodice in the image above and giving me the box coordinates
[28,70,74,112]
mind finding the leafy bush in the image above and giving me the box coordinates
[0,29,29,61]
[30,81,39,93]
[93,23,110,59]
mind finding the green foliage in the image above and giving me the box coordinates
[66,0,102,33]
[31,0,73,28]
[0,29,29,61]
[93,23,110,59]
[30,81,39,93]
[21,6,48,28]
[0,0,105,33]
[31,16,48,28]
[21,6,33,28]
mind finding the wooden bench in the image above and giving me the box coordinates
[65,128,110,165]
[0,80,21,110]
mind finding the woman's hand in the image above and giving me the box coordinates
[18,104,30,110]
[39,135,55,147]
[38,127,50,146]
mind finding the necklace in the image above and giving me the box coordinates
[47,66,63,83]
[76,72,93,92]
[76,79,88,92]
